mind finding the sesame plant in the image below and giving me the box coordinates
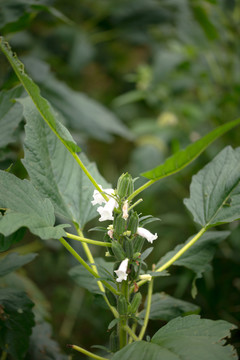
[1,36,240,360]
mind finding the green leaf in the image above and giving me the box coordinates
[28,322,68,360]
[0,252,37,277]
[0,228,26,252]
[22,57,133,142]
[0,37,80,153]
[0,86,24,148]
[156,231,230,278]
[0,288,35,359]
[112,315,237,360]
[21,96,110,228]
[141,119,240,180]
[0,170,68,239]
[184,146,240,228]
[139,292,200,321]
[69,258,114,295]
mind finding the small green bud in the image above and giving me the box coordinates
[128,211,139,235]
[117,173,134,199]
[133,235,145,253]
[112,241,126,261]
[123,238,134,259]
[133,252,141,260]
[129,292,142,314]
[118,295,128,315]
[114,214,126,237]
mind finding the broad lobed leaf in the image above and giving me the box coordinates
[184,146,240,228]
[0,170,68,239]
[112,315,237,360]
[141,120,240,180]
[139,292,200,321]
[21,96,110,228]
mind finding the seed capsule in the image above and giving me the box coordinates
[117,173,134,199]
[128,211,139,235]
[130,292,142,314]
[112,241,126,261]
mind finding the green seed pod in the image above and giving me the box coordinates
[133,252,141,260]
[110,330,119,353]
[123,238,133,259]
[118,295,128,315]
[105,288,117,307]
[130,292,142,314]
[114,214,126,237]
[117,173,134,199]
[128,211,139,235]
[133,235,145,253]
[112,241,126,261]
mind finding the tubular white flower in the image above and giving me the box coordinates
[91,185,115,206]
[137,227,158,244]
[97,197,118,222]
[122,200,129,220]
[114,258,129,282]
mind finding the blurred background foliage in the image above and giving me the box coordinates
[1,0,240,358]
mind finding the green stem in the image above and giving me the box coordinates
[59,237,119,296]
[130,227,207,293]
[1,351,7,360]
[75,227,119,318]
[128,198,143,211]
[66,232,112,247]
[127,180,155,202]
[71,152,109,201]
[123,325,139,342]
[69,344,108,360]
[119,281,129,349]
[138,279,153,340]
[129,321,138,344]
[155,227,206,273]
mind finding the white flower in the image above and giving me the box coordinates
[91,185,115,206]
[122,200,129,220]
[114,258,129,282]
[97,197,118,222]
[137,227,158,244]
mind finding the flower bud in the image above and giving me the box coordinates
[129,292,142,314]
[117,173,134,199]
[112,241,126,261]
[128,211,139,235]
[114,214,126,237]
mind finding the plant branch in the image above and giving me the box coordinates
[124,325,139,342]
[58,237,119,295]
[68,344,108,360]
[138,279,153,340]
[66,232,112,247]
[127,179,155,202]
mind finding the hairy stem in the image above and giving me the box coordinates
[119,281,129,349]
[138,279,153,340]
[123,325,139,342]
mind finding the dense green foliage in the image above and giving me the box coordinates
[0,1,240,359]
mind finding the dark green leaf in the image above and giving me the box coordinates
[0,288,35,359]
[0,170,68,239]
[139,292,200,321]
[184,147,240,228]
[23,56,132,142]
[156,231,230,278]
[28,322,68,360]
[0,86,24,147]
[141,120,240,180]
[69,258,114,295]
[21,96,110,228]
[0,228,26,252]
[0,252,37,277]
[0,37,80,153]
[112,315,237,360]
